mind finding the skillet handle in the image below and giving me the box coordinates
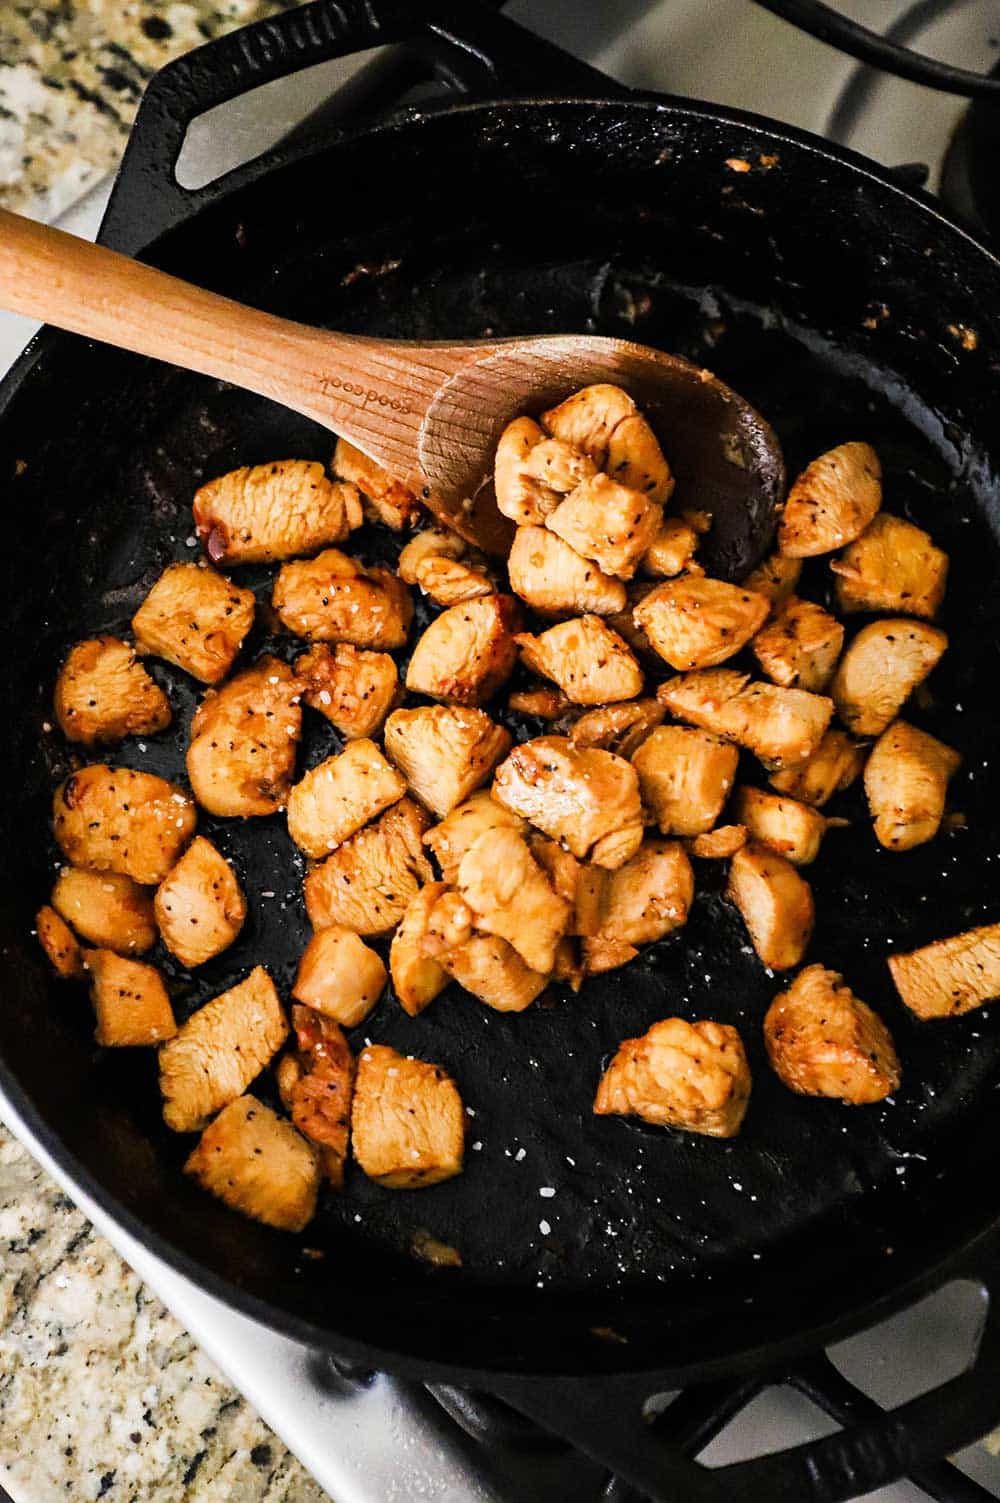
[100,0,623,255]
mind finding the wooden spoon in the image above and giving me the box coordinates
[0,209,784,574]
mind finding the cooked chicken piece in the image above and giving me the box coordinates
[420,889,476,956]
[390,883,451,1016]
[303,797,433,936]
[764,965,900,1104]
[352,1044,464,1188]
[332,438,422,531]
[54,636,171,746]
[398,525,493,605]
[185,1095,319,1232]
[594,1017,751,1137]
[527,833,582,910]
[889,922,1000,1019]
[588,839,694,951]
[52,867,156,954]
[493,735,644,868]
[53,765,196,885]
[751,597,844,692]
[398,526,466,581]
[507,525,626,617]
[634,575,768,672]
[640,517,699,578]
[271,548,413,648]
[778,441,882,557]
[281,1004,355,1188]
[688,824,748,859]
[431,925,549,1012]
[726,842,814,971]
[457,827,571,974]
[547,473,662,581]
[193,459,362,565]
[582,937,640,975]
[769,728,868,806]
[541,383,638,467]
[384,705,511,819]
[295,642,398,740]
[35,905,84,979]
[422,791,526,882]
[569,699,664,759]
[84,949,176,1046]
[292,925,387,1026]
[405,594,519,706]
[494,416,596,525]
[153,836,247,967]
[864,719,960,851]
[186,656,302,818]
[570,863,606,938]
[507,684,573,721]
[286,739,406,859]
[159,965,287,1133]
[733,787,827,866]
[515,616,643,706]
[631,725,739,837]
[607,583,658,662]
[831,512,948,619]
[605,413,674,505]
[743,552,802,607]
[658,669,833,769]
[831,619,947,736]
[132,563,256,684]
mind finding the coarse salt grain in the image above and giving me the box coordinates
[539,1187,555,1198]
[515,1147,526,1162]
[539,1220,551,1235]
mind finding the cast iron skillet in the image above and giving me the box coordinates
[4,2,1000,1497]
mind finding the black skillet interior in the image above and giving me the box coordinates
[3,96,1000,1380]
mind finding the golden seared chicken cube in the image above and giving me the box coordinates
[594,1017,751,1137]
[493,735,644,868]
[422,791,526,882]
[53,765,196,885]
[831,619,947,736]
[405,594,520,706]
[515,615,643,706]
[542,383,638,467]
[632,724,739,838]
[186,656,302,818]
[295,642,398,740]
[726,842,814,971]
[751,597,844,692]
[607,583,658,662]
[390,883,451,1015]
[507,525,626,617]
[778,441,882,557]
[52,867,156,954]
[292,925,387,1027]
[658,669,833,769]
[304,797,433,936]
[588,839,694,956]
[384,705,511,819]
[424,898,548,1012]
[569,699,664,758]
[286,739,405,859]
[54,636,171,746]
[889,922,1000,1019]
[131,563,255,684]
[732,786,827,866]
[332,438,422,531]
[398,525,466,580]
[185,1096,319,1232]
[153,836,246,967]
[159,965,287,1133]
[398,527,492,607]
[494,415,597,525]
[765,965,900,1104]
[547,473,662,581]
[272,548,413,648]
[84,949,176,1046]
[634,576,768,672]
[457,827,571,974]
[507,683,572,720]
[352,1044,464,1188]
[743,552,802,607]
[35,905,84,979]
[527,833,582,910]
[281,1004,355,1188]
[832,512,948,620]
[193,459,362,565]
[641,517,699,578]
[688,824,748,859]
[605,413,674,505]
[769,728,868,806]
[864,719,960,851]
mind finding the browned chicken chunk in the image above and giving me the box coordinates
[186,656,302,818]
[507,525,626,617]
[494,416,597,525]
[688,824,748,859]
[295,642,398,740]
[547,473,662,581]
[634,575,768,672]
[507,684,573,721]
[605,413,674,505]
[286,739,406,859]
[272,548,413,648]
[390,882,451,1015]
[281,1004,355,1188]
[53,765,196,885]
[764,965,900,1104]
[889,922,1000,1019]
[132,563,255,684]
[185,1095,319,1232]
[493,735,644,868]
[398,525,466,581]
[569,699,664,759]
[831,619,947,736]
[542,383,640,468]
[384,705,511,819]
[422,791,526,881]
[658,670,833,770]
[864,719,961,851]
[292,925,387,1027]
[194,459,362,565]
[778,441,882,557]
[398,527,493,607]
[159,965,288,1133]
[303,797,433,936]
[352,1044,464,1188]
[732,787,827,866]
[640,517,699,578]
[35,905,84,979]
[631,725,739,837]
[332,438,422,531]
[594,1017,750,1137]
[424,896,548,1012]
[457,827,571,974]
[587,839,694,960]
[726,841,814,971]
[751,596,844,692]
[515,615,643,706]
[84,949,176,1046]
[743,552,802,607]
[405,594,519,706]
[154,836,247,967]
[832,512,948,619]
[54,636,171,746]
[769,728,868,806]
[52,867,156,954]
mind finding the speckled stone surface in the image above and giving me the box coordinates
[0,1122,329,1503]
